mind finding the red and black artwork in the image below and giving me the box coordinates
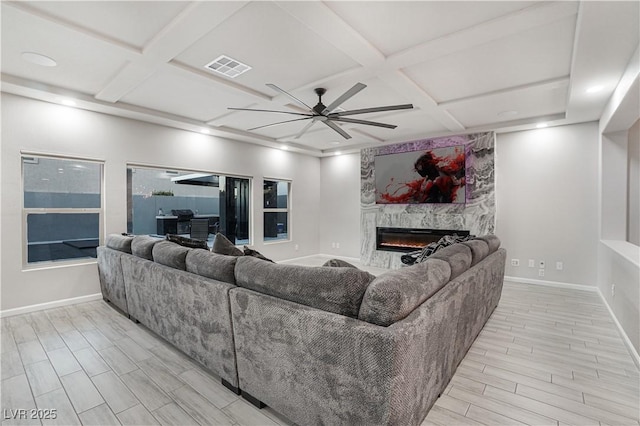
[375,145,466,204]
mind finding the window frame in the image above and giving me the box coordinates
[126,163,253,246]
[21,153,105,269]
[263,178,291,243]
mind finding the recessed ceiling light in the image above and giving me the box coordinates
[330,141,341,145]
[536,123,548,129]
[200,128,210,134]
[497,110,518,118]
[334,151,342,156]
[586,85,603,94]
[280,145,288,150]
[61,99,77,107]
[204,55,251,79]
[21,52,57,67]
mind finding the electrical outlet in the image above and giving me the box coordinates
[511,259,520,266]
[331,242,336,249]
[538,269,545,277]
[336,242,340,249]
[294,244,299,251]
[528,259,535,268]
[611,283,615,297]
[539,260,545,269]
[556,261,563,270]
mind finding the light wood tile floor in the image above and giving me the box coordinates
[1,280,638,426]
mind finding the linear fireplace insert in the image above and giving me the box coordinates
[376,227,470,253]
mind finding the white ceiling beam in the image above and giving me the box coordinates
[384,1,579,71]
[376,71,466,132]
[4,1,140,54]
[272,1,466,133]
[438,76,570,108]
[95,1,249,103]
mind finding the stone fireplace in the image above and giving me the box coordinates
[376,227,470,253]
[361,132,496,268]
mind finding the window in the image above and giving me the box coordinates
[264,179,290,241]
[22,155,103,265]
[127,166,251,245]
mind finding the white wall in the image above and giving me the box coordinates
[495,122,600,286]
[319,153,361,258]
[1,93,320,311]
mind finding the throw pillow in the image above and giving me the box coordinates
[322,258,358,268]
[212,233,243,256]
[243,246,274,262]
[166,234,209,250]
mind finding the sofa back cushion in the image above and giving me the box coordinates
[476,234,501,254]
[461,239,490,266]
[131,235,161,260]
[428,243,472,279]
[358,258,452,326]
[186,250,237,285]
[105,234,133,254]
[152,241,190,270]
[234,256,375,318]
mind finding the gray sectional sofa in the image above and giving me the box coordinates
[97,233,506,425]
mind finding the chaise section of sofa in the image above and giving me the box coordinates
[229,237,506,426]
[96,235,242,389]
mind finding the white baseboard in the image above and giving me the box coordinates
[0,293,103,318]
[505,275,640,370]
[504,276,598,292]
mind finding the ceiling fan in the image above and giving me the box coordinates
[228,83,413,140]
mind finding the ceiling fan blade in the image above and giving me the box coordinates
[329,104,414,117]
[331,117,397,129]
[293,120,317,139]
[266,83,313,111]
[247,117,312,131]
[322,82,367,114]
[323,120,352,139]
[228,107,313,117]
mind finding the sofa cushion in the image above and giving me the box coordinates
[428,243,472,279]
[105,234,133,253]
[476,234,501,254]
[212,233,243,256]
[185,250,237,285]
[322,258,358,268]
[358,258,452,326]
[152,241,190,270]
[461,239,490,266]
[131,235,161,260]
[166,234,209,250]
[234,256,375,318]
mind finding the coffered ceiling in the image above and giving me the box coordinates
[1,1,638,156]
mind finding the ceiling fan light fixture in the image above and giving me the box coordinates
[204,55,251,79]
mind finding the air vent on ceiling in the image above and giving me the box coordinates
[204,55,251,78]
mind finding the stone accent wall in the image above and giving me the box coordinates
[361,132,496,268]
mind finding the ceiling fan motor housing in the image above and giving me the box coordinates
[313,88,327,115]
